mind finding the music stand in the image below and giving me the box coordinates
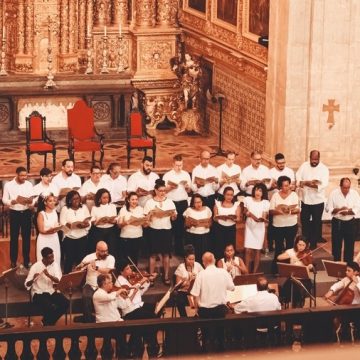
[322,260,347,280]
[233,272,264,286]
[55,269,86,324]
[0,267,18,328]
[154,281,183,316]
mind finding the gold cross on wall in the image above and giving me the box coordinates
[322,99,339,128]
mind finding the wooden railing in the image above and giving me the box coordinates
[0,305,359,359]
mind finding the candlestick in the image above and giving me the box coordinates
[100,34,109,74]
[0,37,8,76]
[2,26,5,39]
[119,22,122,37]
[104,26,107,37]
[85,33,93,75]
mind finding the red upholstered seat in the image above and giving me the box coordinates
[26,111,56,172]
[67,100,104,167]
[126,110,156,168]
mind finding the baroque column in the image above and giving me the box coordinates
[156,0,178,27]
[114,0,128,26]
[135,0,156,27]
[24,0,34,54]
[86,0,94,33]
[17,0,25,54]
[0,0,3,43]
[69,0,77,53]
[60,0,69,54]
[79,0,87,49]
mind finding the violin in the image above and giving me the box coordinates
[296,249,313,266]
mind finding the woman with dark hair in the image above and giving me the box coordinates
[36,193,61,265]
[60,190,91,273]
[183,194,212,262]
[243,183,270,273]
[270,175,300,274]
[173,244,203,317]
[144,179,177,285]
[90,188,117,255]
[217,243,248,279]
[212,186,241,259]
[118,192,146,265]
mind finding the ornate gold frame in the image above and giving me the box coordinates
[183,0,207,20]
[242,0,261,42]
[211,0,239,32]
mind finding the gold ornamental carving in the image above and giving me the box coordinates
[95,0,111,26]
[135,0,156,27]
[139,41,173,70]
[157,0,178,26]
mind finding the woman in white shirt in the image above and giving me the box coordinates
[270,176,300,274]
[60,190,91,273]
[173,245,203,317]
[91,188,118,259]
[183,194,212,262]
[244,183,270,273]
[213,187,241,260]
[144,179,177,285]
[217,243,248,279]
[36,193,61,265]
[118,192,146,266]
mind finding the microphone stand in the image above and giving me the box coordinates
[3,278,13,329]
[209,93,227,158]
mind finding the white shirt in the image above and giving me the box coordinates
[191,264,235,308]
[118,205,144,238]
[216,163,241,195]
[79,179,105,197]
[183,206,212,234]
[269,166,295,183]
[240,164,271,195]
[270,191,299,227]
[33,181,59,198]
[144,198,176,230]
[175,262,203,280]
[52,172,81,192]
[285,248,304,266]
[82,253,116,289]
[219,257,242,279]
[191,164,219,197]
[163,169,191,202]
[127,170,159,207]
[60,205,91,239]
[25,260,62,297]
[91,203,117,229]
[234,290,281,313]
[2,178,34,211]
[326,188,360,221]
[214,200,239,226]
[296,161,329,204]
[101,174,127,204]
[93,288,123,322]
[330,276,360,305]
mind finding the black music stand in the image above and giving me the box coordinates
[233,272,264,286]
[322,260,347,280]
[0,267,18,329]
[55,269,86,324]
[277,263,315,308]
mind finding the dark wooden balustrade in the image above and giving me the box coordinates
[0,305,359,359]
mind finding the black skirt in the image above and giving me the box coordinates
[147,228,173,254]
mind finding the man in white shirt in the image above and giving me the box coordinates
[79,165,104,210]
[2,166,34,268]
[163,154,192,256]
[234,276,281,313]
[33,167,59,199]
[77,241,115,322]
[269,153,295,193]
[240,151,271,196]
[191,150,219,210]
[52,158,82,210]
[296,150,329,249]
[25,247,69,325]
[217,151,241,200]
[101,162,127,209]
[326,178,360,263]
[127,156,159,207]
[191,252,235,351]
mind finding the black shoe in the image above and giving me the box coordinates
[10,262,16,268]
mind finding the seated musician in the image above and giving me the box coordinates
[217,243,248,279]
[93,274,127,323]
[173,244,203,317]
[324,262,360,341]
[76,240,115,323]
[277,236,313,307]
[116,259,159,357]
[233,276,281,313]
[25,247,69,326]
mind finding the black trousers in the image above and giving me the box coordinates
[63,235,87,274]
[82,284,96,323]
[120,236,142,266]
[198,305,227,350]
[300,202,324,249]
[33,292,69,325]
[172,200,188,256]
[331,218,356,263]
[9,209,32,265]
[201,194,215,212]
[213,223,236,260]
[185,232,209,263]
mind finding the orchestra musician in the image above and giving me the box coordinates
[277,236,314,307]
[77,241,115,323]
[217,243,248,279]
[25,247,69,326]
[173,245,203,317]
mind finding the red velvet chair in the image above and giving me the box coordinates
[127,111,156,168]
[67,100,104,167]
[25,111,56,172]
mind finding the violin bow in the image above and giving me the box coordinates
[127,256,146,280]
[297,242,328,261]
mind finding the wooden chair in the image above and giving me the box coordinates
[127,110,156,168]
[25,111,56,172]
[67,100,104,167]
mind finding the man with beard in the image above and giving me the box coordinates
[269,153,295,193]
[77,240,115,322]
[2,166,34,268]
[127,156,159,207]
[52,158,82,210]
[296,150,329,249]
